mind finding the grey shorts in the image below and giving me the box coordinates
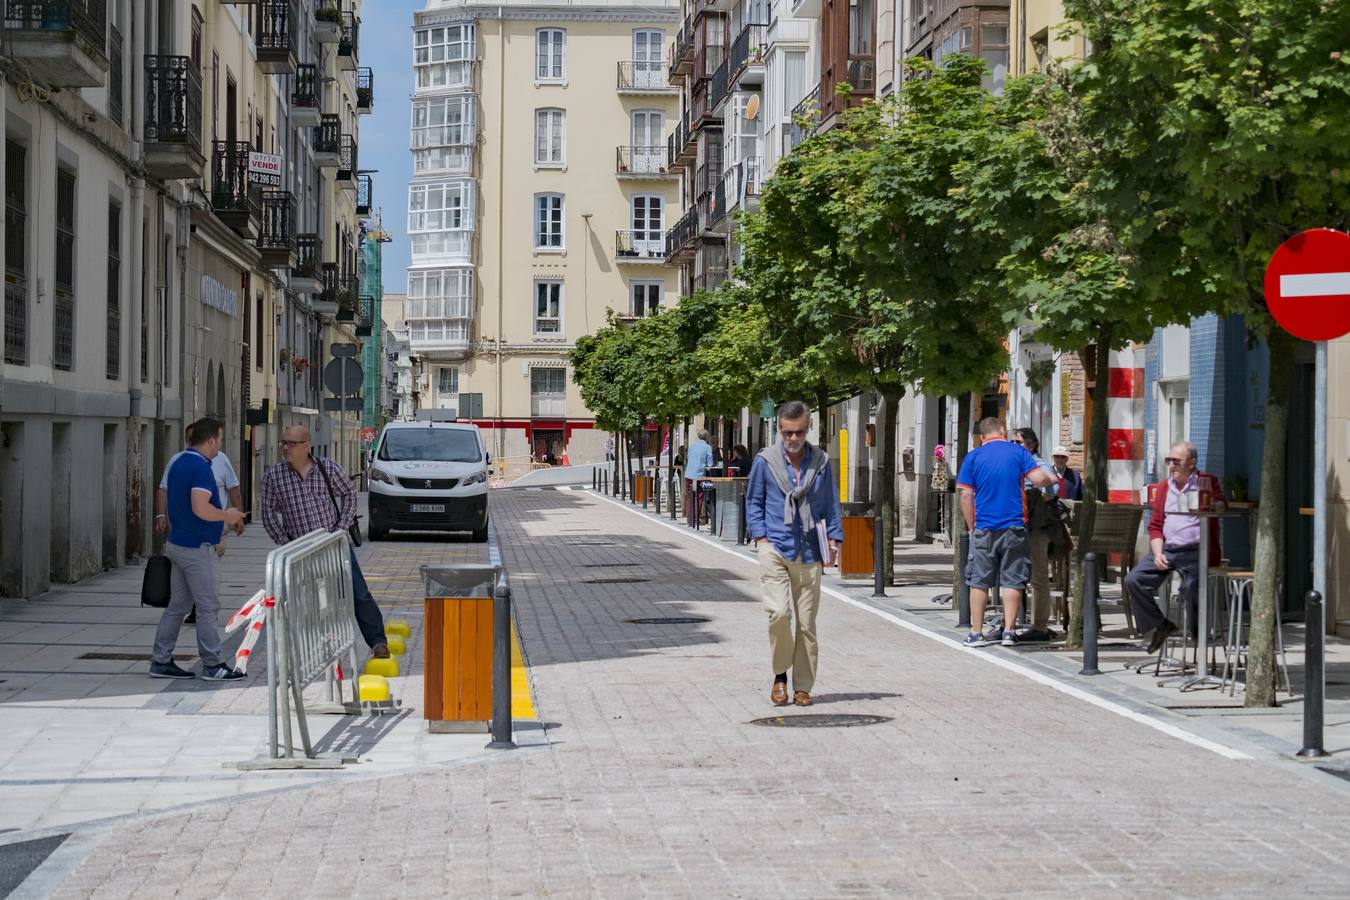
[966,526,1030,591]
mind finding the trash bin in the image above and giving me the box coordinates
[421,564,503,733]
[838,502,876,576]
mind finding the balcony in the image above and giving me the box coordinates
[356,173,372,215]
[693,41,724,88]
[3,0,109,88]
[356,67,373,113]
[709,56,729,112]
[616,145,674,179]
[408,321,471,358]
[667,116,694,170]
[615,230,665,264]
[255,0,296,75]
[787,84,821,153]
[291,63,321,127]
[667,16,693,82]
[616,61,673,94]
[337,134,357,184]
[257,192,297,269]
[690,80,723,131]
[292,234,322,294]
[210,141,262,235]
[314,114,340,167]
[663,209,697,262]
[337,12,359,70]
[693,267,728,293]
[727,156,762,214]
[143,55,204,179]
[729,22,767,87]
[314,1,341,42]
[315,263,339,315]
[335,275,360,321]
[354,292,376,336]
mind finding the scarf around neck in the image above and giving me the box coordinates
[758,443,828,531]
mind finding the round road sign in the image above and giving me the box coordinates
[1263,228,1350,342]
[360,427,377,446]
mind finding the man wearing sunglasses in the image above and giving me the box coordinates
[1124,441,1227,653]
[746,401,844,707]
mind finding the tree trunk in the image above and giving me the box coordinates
[1068,330,1112,650]
[1246,330,1294,708]
[815,391,830,453]
[950,393,973,606]
[878,388,902,585]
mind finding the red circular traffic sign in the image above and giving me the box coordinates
[359,427,377,446]
[1264,228,1350,341]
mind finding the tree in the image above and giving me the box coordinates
[1059,0,1350,702]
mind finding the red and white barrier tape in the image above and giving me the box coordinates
[223,590,275,674]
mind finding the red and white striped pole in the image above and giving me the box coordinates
[1106,348,1146,504]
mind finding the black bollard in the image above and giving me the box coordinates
[1079,553,1101,675]
[642,471,649,509]
[1296,590,1328,759]
[670,475,678,520]
[872,511,885,597]
[592,467,598,491]
[487,573,517,750]
[653,471,661,512]
[956,531,971,629]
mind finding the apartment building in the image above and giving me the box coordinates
[407,0,680,463]
[1,0,376,598]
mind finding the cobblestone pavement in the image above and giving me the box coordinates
[34,489,1350,897]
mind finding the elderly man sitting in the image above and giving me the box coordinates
[1124,441,1227,653]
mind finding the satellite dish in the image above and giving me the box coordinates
[745,93,760,120]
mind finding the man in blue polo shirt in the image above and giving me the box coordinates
[149,417,247,681]
[956,418,1060,648]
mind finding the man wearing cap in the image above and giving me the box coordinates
[1051,446,1082,501]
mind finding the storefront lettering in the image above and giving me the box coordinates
[200,274,238,316]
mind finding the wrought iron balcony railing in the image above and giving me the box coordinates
[787,83,821,152]
[664,208,698,260]
[337,134,357,179]
[616,60,669,92]
[256,0,296,73]
[710,56,729,110]
[615,230,665,261]
[338,11,359,60]
[356,173,372,215]
[356,67,373,111]
[729,22,768,78]
[210,141,261,226]
[257,191,297,264]
[616,145,669,176]
[5,0,107,55]
[314,113,341,155]
[335,274,360,320]
[144,55,202,151]
[294,234,322,281]
[319,262,339,306]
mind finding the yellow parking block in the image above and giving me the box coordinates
[510,625,537,720]
[358,674,390,702]
[386,621,412,639]
[385,635,407,656]
[364,656,399,678]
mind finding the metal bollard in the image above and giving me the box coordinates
[956,531,971,629]
[670,475,678,520]
[872,511,885,597]
[592,468,597,491]
[1296,590,1327,759]
[602,469,608,494]
[488,573,517,750]
[653,472,661,512]
[1079,552,1101,675]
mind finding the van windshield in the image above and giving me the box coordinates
[378,429,482,463]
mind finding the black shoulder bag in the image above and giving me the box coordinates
[317,457,364,547]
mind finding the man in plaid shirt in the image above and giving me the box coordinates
[260,425,390,658]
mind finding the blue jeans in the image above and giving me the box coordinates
[349,549,387,648]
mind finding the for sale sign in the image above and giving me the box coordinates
[248,151,283,187]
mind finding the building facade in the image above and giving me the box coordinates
[1,0,378,598]
[407,0,680,463]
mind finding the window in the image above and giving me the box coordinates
[191,7,203,71]
[631,281,661,317]
[54,169,76,372]
[534,280,562,334]
[934,27,972,66]
[407,268,474,321]
[536,28,565,80]
[978,21,1010,94]
[534,108,565,166]
[414,23,476,89]
[630,194,663,241]
[412,96,476,174]
[530,366,566,396]
[534,193,564,250]
[106,202,122,380]
[408,181,475,260]
[438,366,459,394]
[632,29,664,86]
[4,140,27,366]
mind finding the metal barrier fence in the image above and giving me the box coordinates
[237,529,364,770]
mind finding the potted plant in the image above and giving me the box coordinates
[1223,474,1249,503]
[316,2,341,24]
[278,347,291,370]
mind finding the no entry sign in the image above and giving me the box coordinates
[1263,228,1350,341]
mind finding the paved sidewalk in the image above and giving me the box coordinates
[0,502,503,836]
[27,487,1350,898]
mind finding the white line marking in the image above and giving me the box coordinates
[585,490,1252,761]
[1280,272,1350,297]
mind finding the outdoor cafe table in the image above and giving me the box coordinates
[1180,508,1246,692]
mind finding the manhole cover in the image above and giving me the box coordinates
[79,652,195,662]
[750,714,893,728]
[585,577,650,584]
[626,617,710,625]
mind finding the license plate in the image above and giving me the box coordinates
[409,504,445,513]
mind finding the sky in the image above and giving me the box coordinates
[363,0,423,294]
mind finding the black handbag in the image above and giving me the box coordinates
[141,555,172,608]
[316,456,363,546]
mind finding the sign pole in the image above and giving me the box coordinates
[1313,337,1327,631]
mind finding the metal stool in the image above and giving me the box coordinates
[1220,573,1292,696]
[1134,571,1189,676]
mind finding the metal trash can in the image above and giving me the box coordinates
[421,564,503,733]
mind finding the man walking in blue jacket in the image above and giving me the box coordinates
[746,401,844,707]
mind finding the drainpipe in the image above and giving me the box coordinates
[495,8,506,462]
[128,0,148,555]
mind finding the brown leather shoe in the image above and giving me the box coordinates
[372,642,392,659]
[794,691,813,707]
[1146,621,1177,655]
[770,682,789,706]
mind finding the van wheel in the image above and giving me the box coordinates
[471,521,489,543]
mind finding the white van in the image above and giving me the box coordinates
[367,421,490,542]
